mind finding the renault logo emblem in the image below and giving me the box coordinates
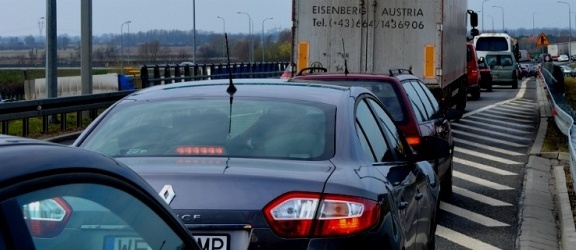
[159,185,176,205]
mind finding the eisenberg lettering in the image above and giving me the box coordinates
[312,6,367,15]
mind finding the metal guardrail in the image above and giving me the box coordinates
[0,90,135,137]
[540,65,576,189]
[140,62,289,88]
[1,62,290,138]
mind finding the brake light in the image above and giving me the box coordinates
[24,197,72,238]
[406,136,421,147]
[263,192,380,238]
[175,146,224,155]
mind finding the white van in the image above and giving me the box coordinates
[473,33,519,61]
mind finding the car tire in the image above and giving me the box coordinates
[487,82,493,92]
[512,75,518,89]
[470,86,481,100]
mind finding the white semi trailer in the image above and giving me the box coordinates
[291,0,478,111]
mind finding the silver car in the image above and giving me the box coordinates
[486,52,519,89]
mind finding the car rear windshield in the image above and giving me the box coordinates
[291,79,406,123]
[486,54,514,67]
[80,98,336,160]
[476,37,509,51]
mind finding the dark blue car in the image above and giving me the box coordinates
[74,79,448,249]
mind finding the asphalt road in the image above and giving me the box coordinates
[435,76,538,249]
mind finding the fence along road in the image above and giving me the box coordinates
[435,78,537,249]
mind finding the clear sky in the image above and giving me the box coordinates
[0,0,292,37]
[468,0,574,32]
[0,0,572,37]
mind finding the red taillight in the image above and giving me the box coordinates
[406,136,421,147]
[175,146,224,155]
[263,192,380,238]
[24,197,72,238]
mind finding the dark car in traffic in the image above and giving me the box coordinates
[0,135,200,250]
[73,78,448,249]
[290,69,457,199]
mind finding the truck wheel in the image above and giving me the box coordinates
[487,82,493,92]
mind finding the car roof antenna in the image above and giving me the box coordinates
[342,38,349,75]
[224,33,236,136]
[225,33,237,95]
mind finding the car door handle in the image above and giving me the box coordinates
[398,201,409,210]
[415,193,424,200]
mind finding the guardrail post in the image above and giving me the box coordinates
[175,64,181,82]
[153,65,160,86]
[140,65,149,88]
[193,64,199,81]
[184,65,192,81]
[164,65,172,84]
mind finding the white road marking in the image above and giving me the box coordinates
[452,130,527,147]
[453,138,524,156]
[454,148,524,165]
[475,111,534,123]
[453,171,515,190]
[453,157,518,175]
[453,186,513,206]
[452,122,531,135]
[440,202,510,227]
[490,106,534,119]
[451,124,532,141]
[459,115,534,129]
[436,225,502,250]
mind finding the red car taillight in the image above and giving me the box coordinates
[263,192,380,238]
[24,197,72,238]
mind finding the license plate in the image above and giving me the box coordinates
[193,234,230,250]
[103,236,152,250]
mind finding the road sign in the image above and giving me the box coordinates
[536,32,550,46]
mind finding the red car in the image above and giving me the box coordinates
[290,69,460,198]
[467,43,481,100]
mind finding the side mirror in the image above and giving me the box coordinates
[468,10,479,27]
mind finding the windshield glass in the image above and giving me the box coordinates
[476,37,509,52]
[80,98,335,160]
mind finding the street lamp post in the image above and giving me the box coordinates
[120,20,131,75]
[37,17,45,66]
[217,16,226,61]
[492,5,504,32]
[237,11,253,62]
[558,1,572,60]
[261,17,273,63]
[481,0,490,33]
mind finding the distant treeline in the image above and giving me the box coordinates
[0,28,292,66]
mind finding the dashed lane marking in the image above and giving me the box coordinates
[453,157,518,175]
[459,115,534,129]
[453,186,513,206]
[440,202,510,227]
[436,225,502,250]
[452,130,527,147]
[453,171,515,190]
[454,148,524,165]
[452,122,532,135]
